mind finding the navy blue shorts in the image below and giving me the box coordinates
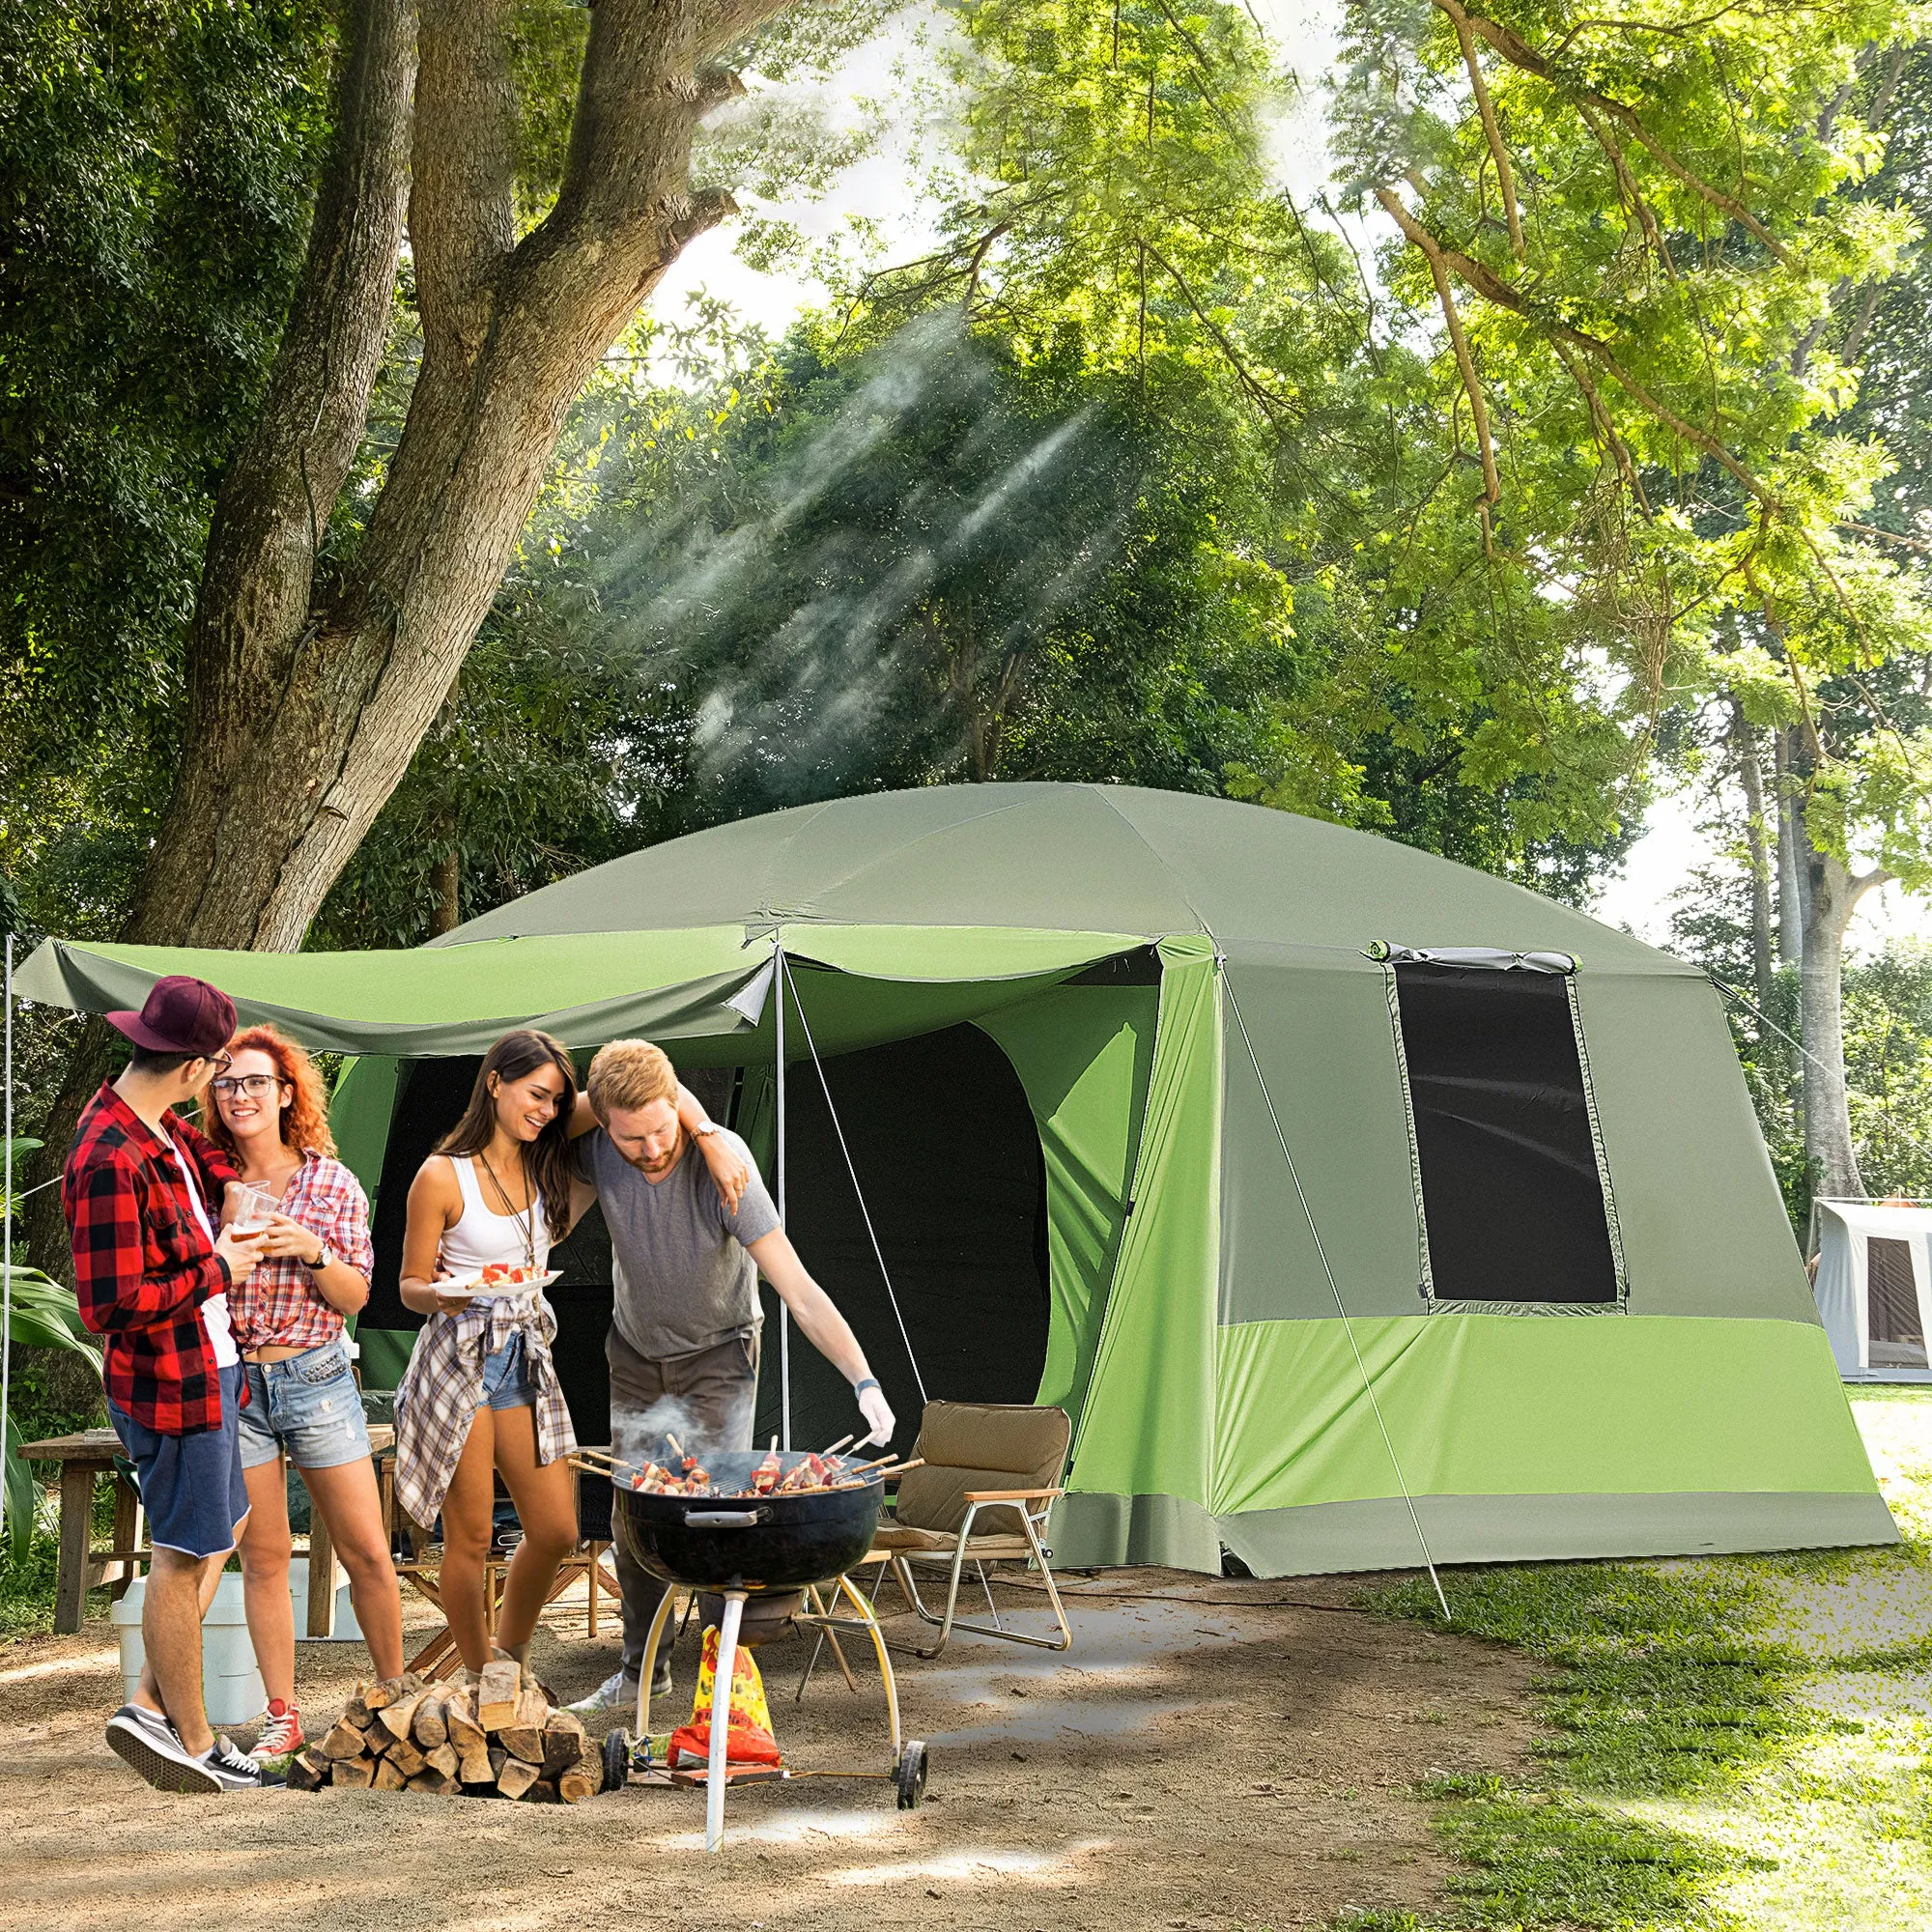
[110,1362,251,1559]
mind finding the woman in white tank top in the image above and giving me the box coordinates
[392,1030,585,1676]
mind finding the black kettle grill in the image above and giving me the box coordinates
[598,1448,928,1847]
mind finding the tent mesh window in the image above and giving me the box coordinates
[1390,962,1623,1307]
[1866,1236,1927,1369]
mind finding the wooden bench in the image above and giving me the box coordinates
[24,1424,396,1637]
[20,1429,145,1634]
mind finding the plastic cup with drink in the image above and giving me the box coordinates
[232,1183,280,1236]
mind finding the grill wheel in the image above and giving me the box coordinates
[895,1740,929,1809]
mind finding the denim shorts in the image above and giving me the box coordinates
[480,1330,534,1410]
[235,1337,373,1472]
[111,1363,251,1559]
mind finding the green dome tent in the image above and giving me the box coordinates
[16,782,1892,1576]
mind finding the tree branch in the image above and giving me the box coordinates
[1138,239,1299,429]
[1576,99,1676,280]
[1432,0,1792,263]
[696,0,796,60]
[1453,15,1522,256]
[1550,335,1651,513]
[1378,187,1775,503]
[1375,189,1503,515]
[412,0,519,364]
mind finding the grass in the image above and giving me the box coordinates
[1343,1387,1932,1930]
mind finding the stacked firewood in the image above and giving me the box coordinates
[285,1661,602,1803]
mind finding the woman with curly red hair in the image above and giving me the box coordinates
[199,1026,403,1761]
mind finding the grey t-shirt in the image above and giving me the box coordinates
[575,1127,781,1360]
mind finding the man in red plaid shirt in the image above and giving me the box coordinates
[64,975,281,1792]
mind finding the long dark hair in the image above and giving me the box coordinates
[434,1030,579,1240]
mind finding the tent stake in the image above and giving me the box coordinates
[1223,968,1451,1624]
[775,937,790,1452]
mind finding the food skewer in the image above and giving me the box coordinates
[816,1433,856,1460]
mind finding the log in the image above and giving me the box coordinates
[476,1661,521,1732]
[556,1767,599,1805]
[332,1756,376,1789]
[425,1743,460,1779]
[541,1711,588,1777]
[407,1769,460,1795]
[286,1749,330,1792]
[457,1740,494,1785]
[497,1684,550,1761]
[373,1756,409,1792]
[496,1757,541,1801]
[487,1746,507,1784]
[445,1701,487,1756]
[341,1691,374,1730]
[374,1689,428,1747]
[319,1722,370,1760]
[412,1690,449,1748]
[527,1778,558,1804]
[388,1735,428,1778]
[364,1669,425,1711]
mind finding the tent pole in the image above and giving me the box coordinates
[1222,965,1452,1624]
[774,936,790,1452]
[2,931,14,1554]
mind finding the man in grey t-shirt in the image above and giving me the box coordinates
[564,1039,895,1716]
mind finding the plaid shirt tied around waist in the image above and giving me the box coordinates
[64,1084,240,1436]
[392,1295,577,1527]
[227,1150,374,1352]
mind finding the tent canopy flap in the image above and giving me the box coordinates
[15,926,1143,1061]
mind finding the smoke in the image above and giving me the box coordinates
[597,310,1142,806]
[611,1393,730,1470]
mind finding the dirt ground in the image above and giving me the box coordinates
[0,1569,1536,1932]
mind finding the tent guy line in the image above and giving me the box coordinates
[1711,975,1932,1173]
[781,949,930,1406]
[1222,966,1453,1624]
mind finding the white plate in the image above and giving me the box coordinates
[438,1268,562,1301]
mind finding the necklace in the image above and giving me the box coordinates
[477,1147,538,1268]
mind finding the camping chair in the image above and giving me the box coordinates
[861,1400,1073,1661]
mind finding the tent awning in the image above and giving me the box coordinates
[14,924,1147,1059]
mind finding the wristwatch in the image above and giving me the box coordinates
[692,1121,721,1138]
[301,1240,331,1271]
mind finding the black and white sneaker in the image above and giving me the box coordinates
[105,1704,220,1794]
[199,1734,286,1791]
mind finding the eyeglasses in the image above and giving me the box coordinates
[210,1073,282,1099]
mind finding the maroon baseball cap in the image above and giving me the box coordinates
[106,975,238,1059]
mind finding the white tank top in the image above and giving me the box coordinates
[439,1154,554,1285]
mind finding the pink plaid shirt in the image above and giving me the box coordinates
[228,1150,374,1353]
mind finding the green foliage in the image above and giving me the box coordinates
[0,0,335,943]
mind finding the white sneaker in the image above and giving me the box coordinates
[567,1667,639,1719]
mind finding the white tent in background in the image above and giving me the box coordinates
[1813,1200,1932,1382]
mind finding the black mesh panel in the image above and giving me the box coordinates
[1392,963,1619,1305]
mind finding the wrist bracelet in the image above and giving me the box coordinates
[853,1377,881,1396]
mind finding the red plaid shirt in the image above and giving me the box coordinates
[227,1150,373,1352]
[64,1083,242,1436]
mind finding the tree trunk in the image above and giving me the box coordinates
[1774,727,1805,969]
[28,0,781,1267]
[123,0,748,953]
[1792,790,1888,1224]
[1731,701,1774,1012]
[430,825,461,937]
